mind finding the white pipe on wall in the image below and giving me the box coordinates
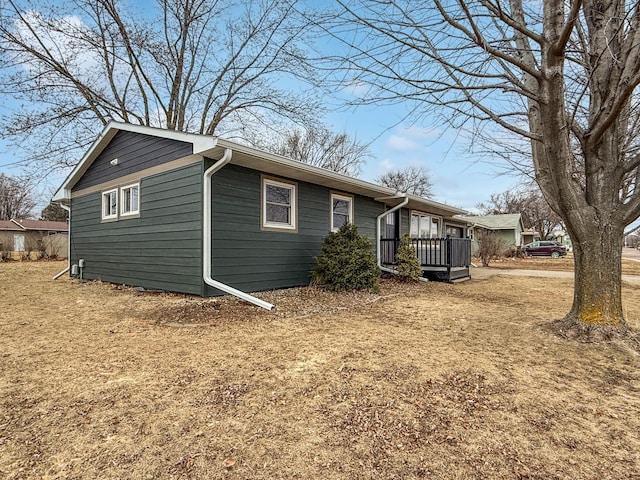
[203,149,275,310]
[52,203,71,280]
[375,195,409,275]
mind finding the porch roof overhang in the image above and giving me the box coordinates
[53,122,467,218]
[456,213,525,231]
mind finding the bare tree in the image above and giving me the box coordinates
[40,202,68,222]
[477,188,562,240]
[326,1,640,334]
[258,125,369,176]
[376,166,432,198]
[0,173,35,220]
[475,229,508,268]
[0,0,319,171]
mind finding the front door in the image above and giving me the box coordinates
[14,234,25,251]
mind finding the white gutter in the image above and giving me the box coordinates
[52,204,71,280]
[203,149,275,310]
[376,195,409,275]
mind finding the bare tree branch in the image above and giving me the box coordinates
[0,0,321,171]
[320,0,640,329]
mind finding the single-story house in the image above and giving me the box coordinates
[0,219,68,258]
[458,213,525,254]
[549,228,572,250]
[53,122,471,309]
[521,228,541,245]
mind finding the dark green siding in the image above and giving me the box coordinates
[206,164,385,294]
[73,131,192,191]
[70,163,203,294]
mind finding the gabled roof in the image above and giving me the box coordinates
[458,213,524,231]
[53,122,468,218]
[0,219,69,232]
[0,220,24,231]
[15,219,69,231]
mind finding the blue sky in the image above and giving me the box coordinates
[0,0,521,214]
[0,105,519,213]
[324,101,519,211]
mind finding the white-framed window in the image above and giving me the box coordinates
[120,183,140,216]
[102,188,118,220]
[331,193,353,232]
[262,177,296,230]
[410,211,441,238]
[386,212,395,225]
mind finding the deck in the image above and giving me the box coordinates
[380,237,472,282]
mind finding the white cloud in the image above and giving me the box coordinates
[399,125,440,140]
[382,124,451,154]
[385,134,423,153]
[376,158,395,173]
[341,80,370,98]
[15,11,100,75]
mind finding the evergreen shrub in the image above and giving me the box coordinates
[312,223,380,292]
[395,234,422,281]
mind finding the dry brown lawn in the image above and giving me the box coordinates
[484,253,640,276]
[1,261,640,479]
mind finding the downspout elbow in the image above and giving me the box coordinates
[203,149,275,311]
[53,202,71,280]
[376,195,409,272]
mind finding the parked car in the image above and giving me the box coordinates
[523,241,567,258]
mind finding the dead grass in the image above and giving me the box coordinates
[2,261,640,479]
[484,253,640,276]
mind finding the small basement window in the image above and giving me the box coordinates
[102,188,118,220]
[263,177,296,231]
[331,193,353,231]
[120,183,140,216]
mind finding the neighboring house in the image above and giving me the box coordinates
[549,228,572,250]
[521,228,541,246]
[458,213,525,254]
[0,219,69,258]
[53,122,472,307]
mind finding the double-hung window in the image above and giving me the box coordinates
[263,177,296,231]
[120,183,140,217]
[101,182,140,221]
[102,188,118,220]
[331,193,353,231]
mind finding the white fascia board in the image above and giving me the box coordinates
[405,193,468,216]
[456,216,492,229]
[108,122,218,152]
[52,122,218,202]
[210,138,467,216]
[53,125,118,202]
[213,138,396,195]
[52,121,467,218]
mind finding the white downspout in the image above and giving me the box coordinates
[376,195,409,275]
[203,149,275,310]
[469,222,479,268]
[52,203,71,280]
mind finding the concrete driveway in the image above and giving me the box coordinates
[622,247,640,262]
[472,251,640,285]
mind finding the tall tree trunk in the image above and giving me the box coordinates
[564,220,627,332]
[530,0,632,334]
